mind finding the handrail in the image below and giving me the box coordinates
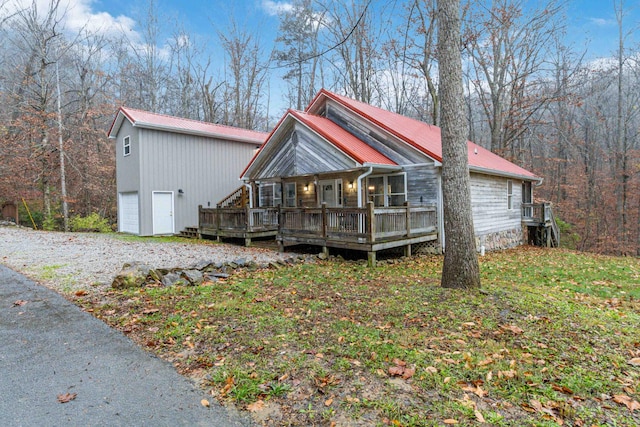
[217,186,248,208]
[202,203,437,243]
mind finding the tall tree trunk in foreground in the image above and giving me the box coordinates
[437,0,480,289]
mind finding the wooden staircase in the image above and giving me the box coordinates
[178,226,199,239]
[522,202,560,248]
[217,186,249,208]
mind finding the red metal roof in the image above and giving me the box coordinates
[289,110,396,166]
[308,89,539,180]
[108,107,268,144]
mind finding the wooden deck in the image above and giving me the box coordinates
[522,202,560,247]
[200,203,438,266]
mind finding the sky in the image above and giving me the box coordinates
[3,0,639,112]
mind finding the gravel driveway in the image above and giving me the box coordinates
[0,226,294,294]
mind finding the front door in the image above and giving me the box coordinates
[319,179,342,207]
[152,191,174,235]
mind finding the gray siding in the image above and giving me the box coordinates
[254,123,356,180]
[325,103,431,165]
[470,173,522,239]
[114,122,258,236]
[115,120,140,193]
[405,164,439,205]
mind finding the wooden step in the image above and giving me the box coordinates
[178,226,199,239]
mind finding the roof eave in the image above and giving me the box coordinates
[131,121,265,145]
[468,165,542,182]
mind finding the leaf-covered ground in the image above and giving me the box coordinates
[74,247,640,426]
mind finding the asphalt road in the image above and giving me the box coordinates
[0,265,253,427]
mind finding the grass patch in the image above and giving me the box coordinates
[76,247,640,426]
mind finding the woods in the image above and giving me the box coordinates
[0,0,638,255]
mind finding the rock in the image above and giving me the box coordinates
[162,272,185,287]
[192,259,214,270]
[233,258,247,267]
[180,269,204,286]
[318,252,328,260]
[210,272,230,279]
[112,262,162,289]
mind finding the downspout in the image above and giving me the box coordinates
[356,166,374,207]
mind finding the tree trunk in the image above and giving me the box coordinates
[437,0,480,289]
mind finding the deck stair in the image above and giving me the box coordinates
[217,186,249,208]
[522,202,560,248]
[178,226,199,239]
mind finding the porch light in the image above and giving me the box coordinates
[304,184,309,192]
[348,182,354,190]
[368,185,375,191]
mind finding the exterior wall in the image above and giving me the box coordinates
[136,128,258,236]
[115,120,140,194]
[469,173,524,251]
[404,163,439,206]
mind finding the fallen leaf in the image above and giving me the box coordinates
[247,400,265,412]
[443,419,458,424]
[74,290,87,296]
[613,394,640,411]
[425,366,438,374]
[142,308,159,315]
[13,300,27,306]
[325,398,333,406]
[389,366,404,377]
[57,392,77,403]
[474,410,485,422]
[201,399,210,407]
[628,357,640,366]
[501,324,524,335]
[402,367,416,379]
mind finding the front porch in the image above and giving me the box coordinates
[199,202,438,266]
[522,202,560,247]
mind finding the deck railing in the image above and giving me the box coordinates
[201,202,437,243]
[521,202,560,247]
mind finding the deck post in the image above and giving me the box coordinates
[367,251,377,267]
[367,201,375,243]
[405,201,411,237]
[404,244,412,257]
[321,202,327,239]
[215,207,221,241]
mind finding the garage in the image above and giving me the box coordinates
[118,192,139,234]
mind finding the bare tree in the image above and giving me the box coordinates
[219,21,269,130]
[465,0,563,157]
[273,0,326,110]
[437,0,480,289]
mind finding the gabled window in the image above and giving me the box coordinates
[507,180,513,210]
[123,136,131,156]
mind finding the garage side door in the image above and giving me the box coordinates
[119,192,139,234]
[152,191,174,235]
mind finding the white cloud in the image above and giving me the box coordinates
[5,0,138,39]
[588,17,614,27]
[261,0,293,16]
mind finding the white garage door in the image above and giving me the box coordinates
[119,192,139,234]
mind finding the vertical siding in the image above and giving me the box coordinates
[115,120,140,194]
[138,129,258,235]
[470,173,522,238]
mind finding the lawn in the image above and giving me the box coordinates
[75,246,640,426]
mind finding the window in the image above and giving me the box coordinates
[123,136,131,156]
[507,180,513,210]
[367,174,406,207]
[258,182,282,207]
[284,182,296,207]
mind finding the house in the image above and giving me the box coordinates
[108,107,267,236]
[199,89,558,264]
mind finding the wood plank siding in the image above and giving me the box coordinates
[469,173,523,240]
